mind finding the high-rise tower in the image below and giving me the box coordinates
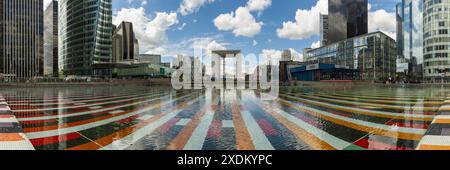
[423,0,450,81]
[328,0,368,44]
[59,0,113,76]
[0,0,44,78]
[44,0,59,77]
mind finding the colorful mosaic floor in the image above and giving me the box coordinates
[0,85,449,150]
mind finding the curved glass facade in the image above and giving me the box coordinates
[423,0,450,81]
[59,0,113,76]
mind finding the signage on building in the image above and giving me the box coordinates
[306,64,319,71]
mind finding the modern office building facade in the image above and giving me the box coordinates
[281,49,292,62]
[423,0,450,81]
[138,54,161,65]
[59,0,113,77]
[396,0,423,77]
[0,0,44,78]
[320,14,329,46]
[304,31,397,81]
[44,0,58,77]
[328,0,368,44]
[113,21,139,63]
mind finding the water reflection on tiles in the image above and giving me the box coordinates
[0,85,448,150]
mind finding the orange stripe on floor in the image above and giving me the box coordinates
[434,118,450,124]
[417,144,450,150]
[232,103,255,150]
[0,133,25,141]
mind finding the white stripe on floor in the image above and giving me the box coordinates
[241,111,275,150]
[222,120,234,128]
[100,110,184,150]
[109,110,124,115]
[183,111,215,150]
[418,135,450,146]
[176,119,191,126]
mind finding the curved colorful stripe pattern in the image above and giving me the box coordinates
[0,86,447,150]
[0,94,34,150]
[417,97,450,150]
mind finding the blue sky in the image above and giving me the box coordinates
[109,0,401,63]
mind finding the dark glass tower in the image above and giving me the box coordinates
[44,0,59,77]
[328,0,368,44]
[0,0,44,79]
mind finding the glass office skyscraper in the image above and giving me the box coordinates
[423,0,450,81]
[0,0,44,79]
[396,0,424,60]
[304,31,397,81]
[328,0,368,44]
[44,0,58,77]
[320,14,329,46]
[396,0,423,79]
[59,0,113,76]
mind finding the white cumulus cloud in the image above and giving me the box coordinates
[369,8,397,40]
[214,7,263,37]
[276,0,327,40]
[113,7,178,54]
[247,0,272,12]
[204,40,227,55]
[262,49,282,61]
[311,40,321,49]
[146,47,166,55]
[179,0,215,16]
